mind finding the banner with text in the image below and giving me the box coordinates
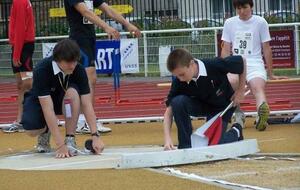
[95,39,139,74]
[95,40,120,74]
[269,30,295,68]
[42,39,139,74]
[120,38,139,73]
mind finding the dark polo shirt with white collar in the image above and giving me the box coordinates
[30,56,90,99]
[22,56,91,130]
[166,55,244,110]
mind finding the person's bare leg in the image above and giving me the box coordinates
[2,72,34,133]
[248,78,267,108]
[17,72,32,122]
[63,87,81,155]
[85,67,96,106]
[63,88,81,135]
[78,67,111,133]
[248,78,269,131]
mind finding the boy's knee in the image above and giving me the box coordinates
[22,78,32,90]
[66,87,79,97]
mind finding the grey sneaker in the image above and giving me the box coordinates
[36,130,51,153]
[233,107,246,128]
[255,102,270,131]
[2,122,25,133]
[65,136,78,155]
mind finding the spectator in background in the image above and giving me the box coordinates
[221,0,288,131]
[3,0,35,133]
[64,0,141,134]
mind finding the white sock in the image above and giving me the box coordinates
[232,127,240,138]
[79,114,86,122]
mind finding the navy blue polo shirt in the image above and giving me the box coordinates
[30,57,90,98]
[64,0,105,39]
[166,55,244,109]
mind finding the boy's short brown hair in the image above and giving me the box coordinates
[53,39,80,63]
[233,0,253,8]
[167,48,194,72]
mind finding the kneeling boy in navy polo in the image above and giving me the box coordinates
[163,48,246,150]
[22,39,104,158]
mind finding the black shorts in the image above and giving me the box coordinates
[73,38,95,68]
[22,84,80,130]
[11,42,34,73]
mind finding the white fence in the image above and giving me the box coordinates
[0,23,299,76]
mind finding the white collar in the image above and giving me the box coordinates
[192,59,207,81]
[52,61,66,78]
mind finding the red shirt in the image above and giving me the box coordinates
[9,0,35,60]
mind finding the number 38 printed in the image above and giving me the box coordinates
[239,40,247,49]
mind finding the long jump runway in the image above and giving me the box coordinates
[0,78,299,190]
[0,79,299,124]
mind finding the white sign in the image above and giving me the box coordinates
[120,38,139,73]
[159,46,172,77]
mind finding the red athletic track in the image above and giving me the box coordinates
[0,80,299,124]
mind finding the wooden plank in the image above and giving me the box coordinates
[118,139,259,169]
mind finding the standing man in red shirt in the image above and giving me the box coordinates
[3,0,35,133]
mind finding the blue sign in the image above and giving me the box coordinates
[95,40,121,74]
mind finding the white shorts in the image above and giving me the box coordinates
[246,59,267,82]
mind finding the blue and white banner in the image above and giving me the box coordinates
[95,40,120,74]
[42,39,139,74]
[95,39,139,74]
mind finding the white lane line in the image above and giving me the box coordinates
[147,168,273,190]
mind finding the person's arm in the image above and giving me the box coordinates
[98,3,141,37]
[39,96,71,158]
[163,107,176,150]
[221,41,231,58]
[81,93,105,154]
[262,42,288,80]
[74,2,120,39]
[221,20,232,58]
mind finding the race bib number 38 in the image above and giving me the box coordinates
[83,0,93,24]
[233,32,253,55]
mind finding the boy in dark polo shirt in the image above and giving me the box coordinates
[22,39,104,158]
[163,48,246,150]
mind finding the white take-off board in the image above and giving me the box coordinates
[0,140,258,170]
